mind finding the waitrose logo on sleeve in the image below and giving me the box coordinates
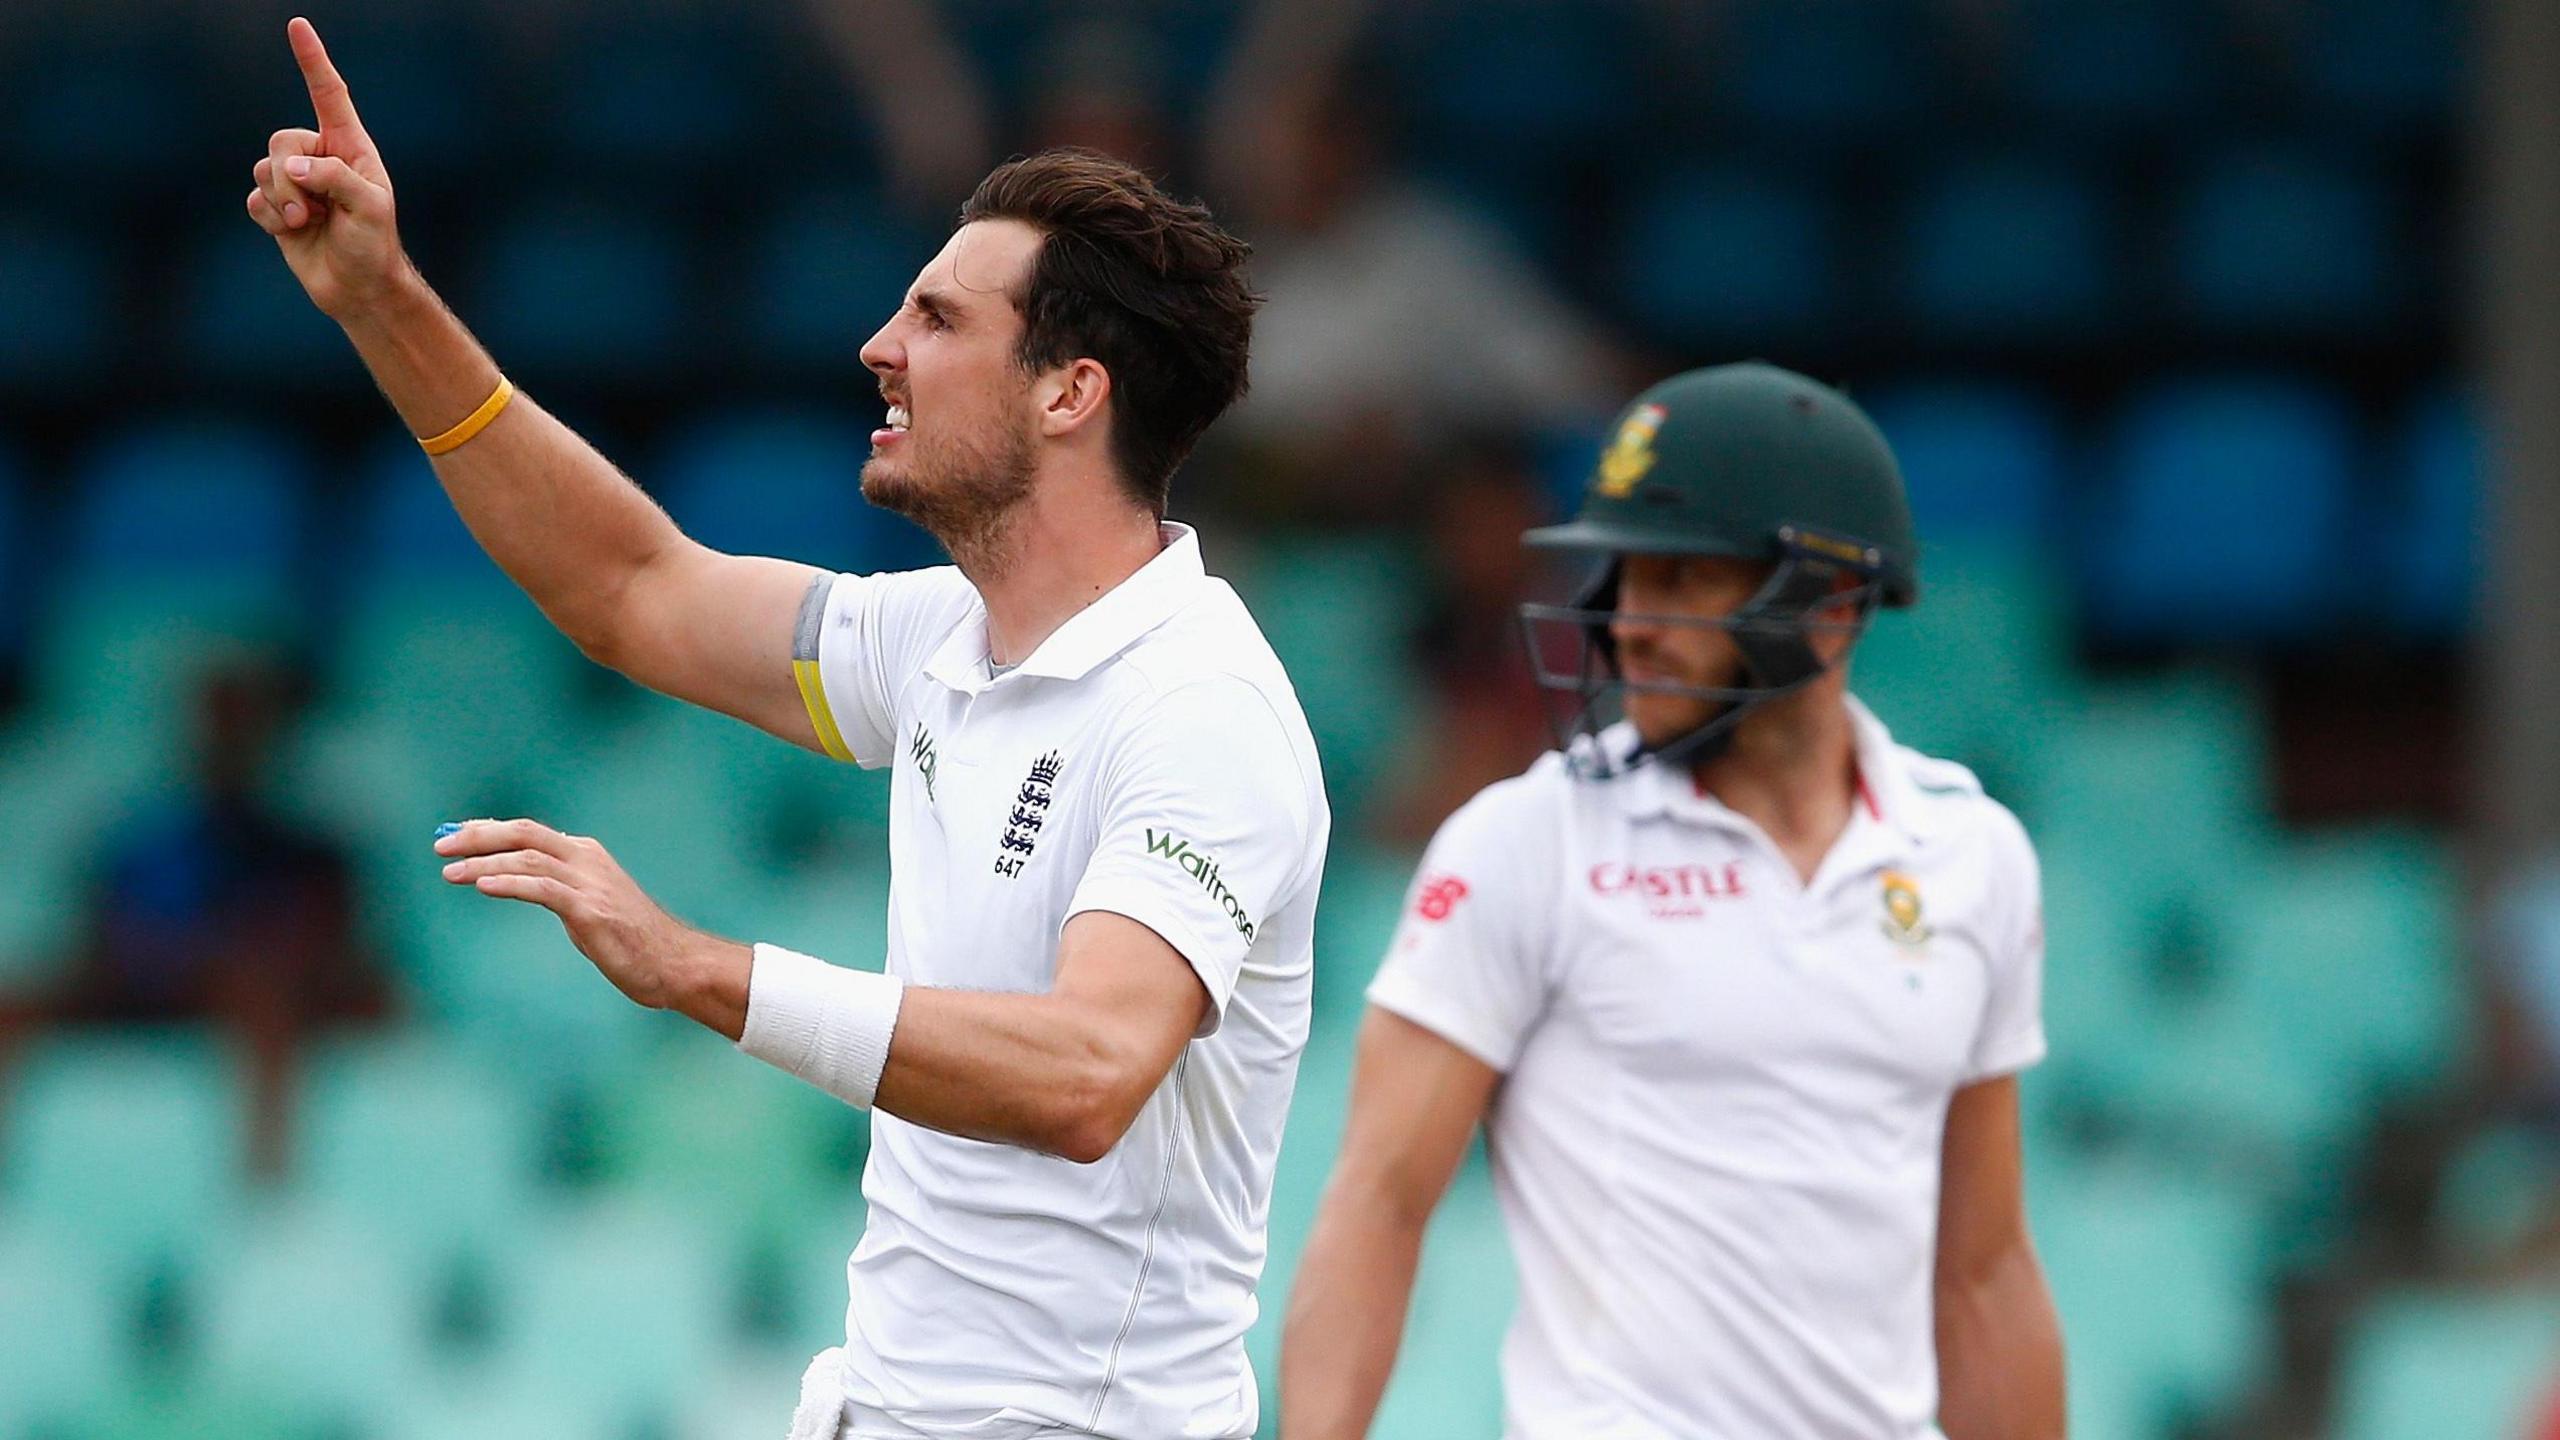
[1145,829,1258,941]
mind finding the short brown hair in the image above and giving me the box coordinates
[960,149,1259,515]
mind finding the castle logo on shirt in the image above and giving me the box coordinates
[1144,829,1257,941]
[1880,870,1933,950]
[994,751,1062,879]
[1587,861,1744,920]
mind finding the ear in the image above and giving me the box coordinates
[1034,357,1112,440]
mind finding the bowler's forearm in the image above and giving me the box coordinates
[706,941,1147,1161]
[1935,1241,2067,1440]
[336,270,687,658]
[872,988,1139,1161]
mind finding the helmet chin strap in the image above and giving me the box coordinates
[1557,547,1877,781]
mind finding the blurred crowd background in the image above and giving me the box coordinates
[2,0,2556,1436]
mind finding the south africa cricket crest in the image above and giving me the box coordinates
[1880,870,1932,950]
[1594,403,1667,497]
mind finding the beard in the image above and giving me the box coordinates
[861,411,1039,575]
[1617,637,1749,749]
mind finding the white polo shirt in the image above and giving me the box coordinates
[787,524,1329,1439]
[1366,700,2043,1440]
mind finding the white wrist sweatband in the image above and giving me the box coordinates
[737,942,906,1110]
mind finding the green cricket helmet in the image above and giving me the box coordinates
[1517,361,1920,778]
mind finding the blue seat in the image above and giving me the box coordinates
[174,221,358,382]
[2376,390,2478,637]
[66,420,307,589]
[1612,165,1833,347]
[1397,1,1630,172]
[744,189,940,375]
[1901,156,2111,342]
[475,203,686,381]
[308,20,492,189]
[4,38,194,178]
[0,442,22,663]
[2083,378,2355,643]
[654,409,941,574]
[554,27,755,175]
[2015,0,2209,138]
[1860,381,2068,550]
[2175,146,2395,333]
[1725,0,1927,139]
[2301,0,2460,126]
[0,219,114,390]
[350,430,511,585]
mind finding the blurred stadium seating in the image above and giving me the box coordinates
[0,1,2516,1437]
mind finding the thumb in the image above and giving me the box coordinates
[283,154,381,213]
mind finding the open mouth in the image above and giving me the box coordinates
[873,401,911,448]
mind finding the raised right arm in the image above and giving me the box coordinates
[246,18,825,751]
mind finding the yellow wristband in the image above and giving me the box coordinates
[418,376,516,456]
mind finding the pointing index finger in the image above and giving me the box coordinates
[287,17,365,141]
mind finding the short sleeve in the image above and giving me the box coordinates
[1964,808,2049,1083]
[1065,678,1317,1038]
[1364,776,1559,1073]
[793,568,978,768]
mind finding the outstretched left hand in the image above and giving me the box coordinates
[433,817,715,1017]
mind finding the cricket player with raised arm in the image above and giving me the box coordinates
[244,20,1329,1440]
[1278,363,2065,1439]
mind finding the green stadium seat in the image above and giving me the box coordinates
[0,714,126,984]
[1,1028,248,1268]
[194,1196,439,1431]
[1228,535,1424,830]
[2024,669,2276,923]
[2034,1154,2274,1429]
[771,1197,871,1357]
[2336,1285,2560,1440]
[2026,850,2155,1137]
[0,1222,125,1435]
[753,855,897,974]
[2430,1123,2560,1270]
[24,589,302,804]
[535,698,889,941]
[485,1194,740,1420]
[1310,841,1429,1026]
[674,1346,815,1440]
[396,883,668,1092]
[1853,546,2077,794]
[590,1029,866,1253]
[1372,1156,1515,1438]
[295,1036,544,1271]
[311,589,596,825]
[2209,829,2464,1099]
[1247,1006,1360,1384]
[61,1378,305,1440]
[380,1366,619,1440]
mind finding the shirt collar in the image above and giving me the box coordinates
[922,523,1206,693]
[1610,694,1936,850]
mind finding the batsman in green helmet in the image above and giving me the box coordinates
[1283,363,2065,1440]
[1518,359,1922,777]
